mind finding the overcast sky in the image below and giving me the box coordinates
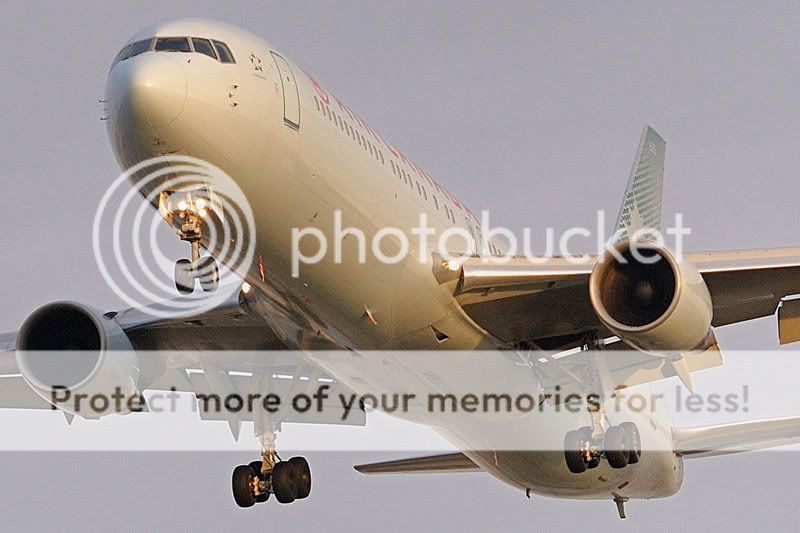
[3,1,800,531]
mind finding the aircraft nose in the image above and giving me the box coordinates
[109,53,187,129]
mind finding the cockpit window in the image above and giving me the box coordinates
[111,39,152,70]
[112,44,131,67]
[212,40,236,63]
[128,39,153,59]
[112,36,235,69]
[191,38,217,60]
[155,37,191,53]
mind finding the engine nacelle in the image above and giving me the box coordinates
[15,302,142,417]
[589,241,714,353]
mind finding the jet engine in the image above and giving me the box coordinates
[15,302,142,416]
[589,241,714,353]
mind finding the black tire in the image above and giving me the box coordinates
[249,461,269,502]
[232,465,257,508]
[621,422,642,464]
[174,259,194,295]
[289,456,311,499]
[605,426,629,469]
[271,461,298,504]
[197,256,219,293]
[579,426,600,469]
[564,430,587,474]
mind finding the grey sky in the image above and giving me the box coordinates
[2,1,800,531]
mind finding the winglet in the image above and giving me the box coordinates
[613,126,666,242]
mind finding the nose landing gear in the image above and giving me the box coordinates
[173,250,219,295]
[166,193,219,295]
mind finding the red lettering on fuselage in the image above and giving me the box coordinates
[305,70,330,105]
[304,71,469,214]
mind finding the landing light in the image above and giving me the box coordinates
[241,282,252,294]
[196,198,207,210]
[198,208,208,218]
[177,200,188,211]
[443,260,461,272]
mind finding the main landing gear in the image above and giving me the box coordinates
[232,434,312,508]
[168,193,219,295]
[563,403,642,474]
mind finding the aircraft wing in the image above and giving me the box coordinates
[674,416,800,459]
[441,247,800,347]
[0,289,366,430]
[443,126,800,348]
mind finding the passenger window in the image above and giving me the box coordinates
[433,195,439,210]
[421,185,427,200]
[314,96,319,111]
[468,226,477,253]
[192,38,217,59]
[212,41,236,63]
[379,151,384,164]
[155,37,191,53]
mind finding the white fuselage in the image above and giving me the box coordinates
[105,18,683,501]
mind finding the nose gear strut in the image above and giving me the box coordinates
[160,189,220,295]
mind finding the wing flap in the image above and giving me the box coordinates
[779,299,800,345]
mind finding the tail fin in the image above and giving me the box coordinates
[613,125,666,242]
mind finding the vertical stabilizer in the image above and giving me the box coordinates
[613,126,666,242]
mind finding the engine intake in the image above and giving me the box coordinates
[589,241,713,353]
[15,302,140,416]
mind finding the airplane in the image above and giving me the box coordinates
[3,18,800,519]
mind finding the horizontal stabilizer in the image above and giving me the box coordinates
[675,416,800,459]
[354,453,480,474]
